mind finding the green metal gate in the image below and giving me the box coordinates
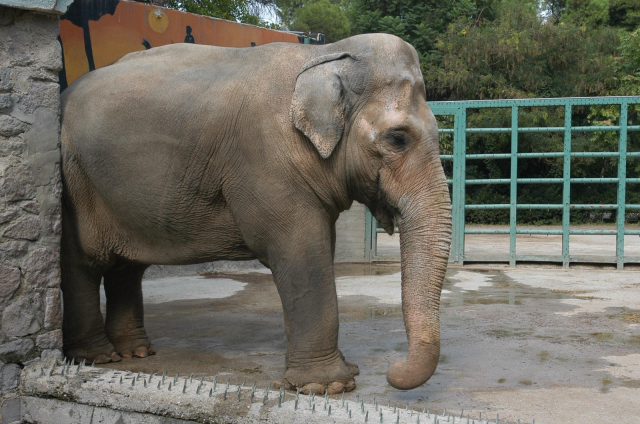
[365,96,640,269]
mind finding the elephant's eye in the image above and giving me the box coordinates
[388,133,409,152]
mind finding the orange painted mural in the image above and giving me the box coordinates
[59,0,300,90]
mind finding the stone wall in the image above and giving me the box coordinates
[0,5,65,421]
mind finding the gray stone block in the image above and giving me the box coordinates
[21,247,60,288]
[0,116,27,138]
[43,289,61,330]
[1,164,36,201]
[0,362,21,393]
[0,396,21,424]
[0,68,12,93]
[35,329,61,349]
[0,339,33,362]
[21,397,93,424]
[2,216,40,240]
[19,199,40,214]
[0,209,17,224]
[39,348,62,362]
[0,241,29,262]
[0,264,20,298]
[0,93,11,110]
[1,296,41,337]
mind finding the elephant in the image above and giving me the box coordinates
[59,33,452,393]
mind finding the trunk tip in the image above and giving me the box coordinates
[386,357,438,390]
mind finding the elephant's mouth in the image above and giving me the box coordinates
[372,203,397,236]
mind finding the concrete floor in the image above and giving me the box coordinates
[99,257,640,424]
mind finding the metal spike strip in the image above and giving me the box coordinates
[223,388,227,400]
[365,411,368,422]
[294,398,298,410]
[62,357,67,365]
[349,410,352,419]
[189,373,193,384]
[328,405,331,416]
[380,411,383,423]
[144,378,147,388]
[396,412,400,424]
[341,391,345,407]
[168,382,172,391]
[149,373,154,383]
[40,367,44,377]
[241,379,245,388]
[157,380,161,390]
[237,387,241,401]
[162,372,166,385]
[174,374,179,385]
[309,391,313,407]
[91,360,95,368]
[226,378,230,390]
[183,380,187,394]
[119,376,122,384]
[460,409,464,419]
[312,404,315,414]
[213,376,217,391]
[209,388,213,397]
[137,372,141,381]
[496,414,499,424]
[278,393,282,408]
[131,378,135,387]
[71,358,75,367]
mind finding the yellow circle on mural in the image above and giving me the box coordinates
[148,9,169,33]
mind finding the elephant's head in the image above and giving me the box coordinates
[291,34,452,390]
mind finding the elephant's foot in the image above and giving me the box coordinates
[64,339,122,364]
[108,335,155,359]
[106,322,155,359]
[274,359,357,395]
[338,349,360,376]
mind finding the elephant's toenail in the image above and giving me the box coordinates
[327,382,345,394]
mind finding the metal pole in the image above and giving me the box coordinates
[562,104,572,268]
[616,102,628,269]
[451,108,467,265]
[510,106,518,266]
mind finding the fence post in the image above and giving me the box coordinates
[616,102,628,270]
[451,108,467,265]
[510,106,519,267]
[562,103,572,268]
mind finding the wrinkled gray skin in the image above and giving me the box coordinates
[60,33,452,393]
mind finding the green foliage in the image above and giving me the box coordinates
[291,0,351,41]
[422,0,620,101]
[165,0,261,24]
[564,0,611,28]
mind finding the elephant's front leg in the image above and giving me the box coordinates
[271,228,355,395]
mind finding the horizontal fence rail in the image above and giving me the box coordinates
[365,96,640,268]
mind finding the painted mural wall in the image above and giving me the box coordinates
[58,0,300,89]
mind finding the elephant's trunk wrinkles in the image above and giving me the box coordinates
[386,167,451,390]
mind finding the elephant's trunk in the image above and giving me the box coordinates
[386,159,452,390]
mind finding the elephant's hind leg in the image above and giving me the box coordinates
[61,253,121,363]
[103,263,154,358]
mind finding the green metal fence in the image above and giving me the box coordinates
[365,96,640,269]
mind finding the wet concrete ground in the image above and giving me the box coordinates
[99,262,640,424]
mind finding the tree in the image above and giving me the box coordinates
[563,0,610,28]
[291,0,351,42]
[164,0,270,24]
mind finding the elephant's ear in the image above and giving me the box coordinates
[291,52,361,159]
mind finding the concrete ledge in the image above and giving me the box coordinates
[20,360,455,424]
[0,0,73,14]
